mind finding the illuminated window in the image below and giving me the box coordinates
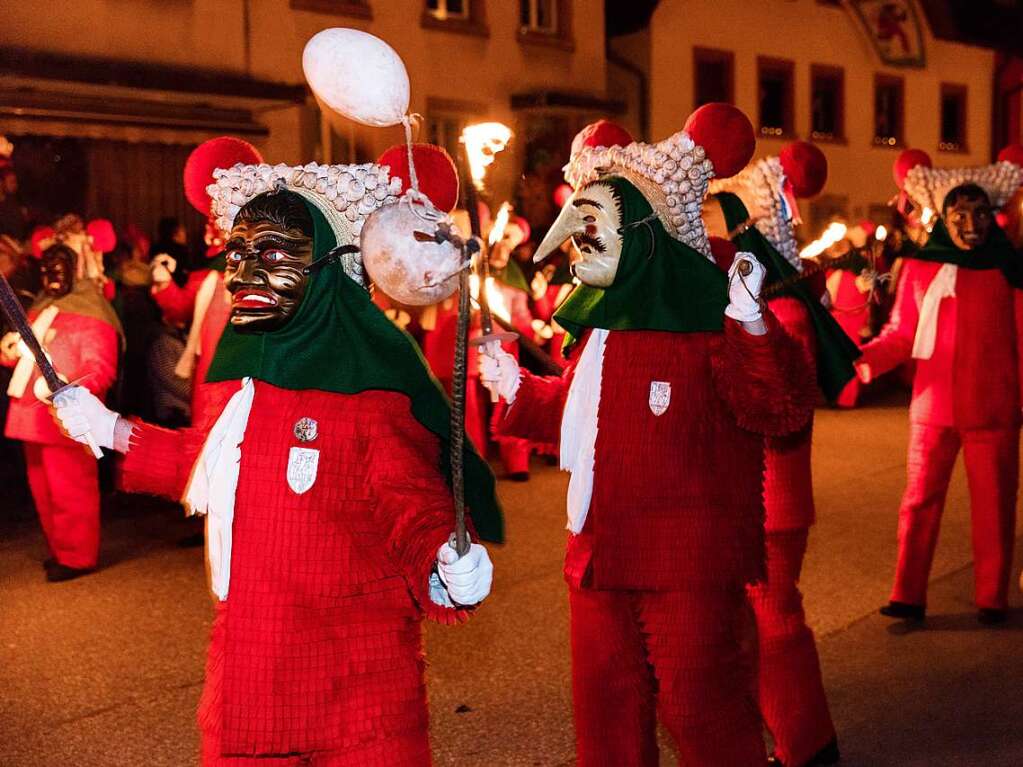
[810,65,844,141]
[693,47,734,108]
[873,74,904,147]
[939,84,967,152]
[758,57,795,138]
[427,0,469,20]
[521,0,557,33]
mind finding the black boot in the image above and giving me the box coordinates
[879,600,925,620]
[45,563,95,583]
[978,608,1008,625]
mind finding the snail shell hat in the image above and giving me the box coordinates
[564,103,756,257]
[897,145,1023,220]
[709,140,828,269]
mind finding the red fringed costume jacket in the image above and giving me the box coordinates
[118,381,468,756]
[497,315,815,591]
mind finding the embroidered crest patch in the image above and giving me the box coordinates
[287,447,319,494]
[649,381,671,416]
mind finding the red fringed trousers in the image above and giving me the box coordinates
[569,585,766,766]
[23,442,100,569]
[891,422,1019,610]
[747,531,835,767]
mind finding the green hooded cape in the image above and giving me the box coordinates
[206,195,503,543]
[913,218,1023,288]
[554,176,729,351]
[715,191,860,401]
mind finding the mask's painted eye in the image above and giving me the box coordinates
[225,250,244,265]
[261,250,286,264]
[583,215,596,223]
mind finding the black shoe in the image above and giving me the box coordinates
[978,608,1008,625]
[880,601,925,620]
[45,563,95,582]
[42,558,56,571]
[507,471,530,482]
[767,738,841,767]
[176,532,205,549]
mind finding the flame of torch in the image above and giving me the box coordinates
[461,122,512,190]
[799,221,849,260]
[488,202,512,247]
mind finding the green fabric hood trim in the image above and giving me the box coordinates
[206,193,503,543]
[914,218,1023,288]
[715,191,860,401]
[554,176,728,351]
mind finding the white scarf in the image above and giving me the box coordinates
[183,377,255,600]
[912,263,957,360]
[560,329,608,534]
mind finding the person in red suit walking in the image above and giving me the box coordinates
[859,147,1023,624]
[2,236,121,581]
[52,151,501,764]
[483,105,815,766]
[706,141,860,767]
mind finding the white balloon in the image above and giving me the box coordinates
[302,28,409,128]
[361,197,463,306]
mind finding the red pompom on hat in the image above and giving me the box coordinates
[779,141,828,198]
[510,215,531,244]
[892,148,931,189]
[683,103,756,179]
[553,182,573,208]
[184,137,263,216]
[376,143,459,213]
[708,236,738,273]
[86,219,117,253]
[997,144,1023,169]
[30,226,55,259]
[570,119,634,157]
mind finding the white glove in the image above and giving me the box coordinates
[150,254,177,287]
[52,385,120,450]
[478,341,521,403]
[434,537,493,607]
[724,254,765,323]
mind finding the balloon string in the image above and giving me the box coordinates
[401,114,423,193]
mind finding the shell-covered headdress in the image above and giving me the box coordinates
[709,141,828,269]
[564,104,756,256]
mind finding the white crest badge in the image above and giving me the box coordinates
[649,381,671,416]
[287,447,319,494]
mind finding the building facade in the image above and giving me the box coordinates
[0,0,613,238]
[624,0,1004,231]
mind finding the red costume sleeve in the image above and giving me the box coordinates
[152,270,208,327]
[859,261,920,377]
[74,321,119,398]
[117,382,229,499]
[495,359,577,448]
[712,314,815,437]
[368,400,473,625]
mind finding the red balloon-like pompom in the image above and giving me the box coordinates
[892,148,932,189]
[570,119,634,157]
[511,215,531,244]
[683,103,756,179]
[184,137,263,216]
[376,143,460,213]
[708,236,738,273]
[553,182,573,208]
[779,141,828,198]
[997,144,1023,168]
[30,226,55,259]
[86,219,117,253]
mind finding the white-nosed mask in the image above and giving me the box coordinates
[534,181,623,288]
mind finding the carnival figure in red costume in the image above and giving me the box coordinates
[2,232,121,582]
[52,145,501,764]
[858,146,1023,624]
[706,141,860,767]
[482,105,815,766]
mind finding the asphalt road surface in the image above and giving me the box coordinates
[2,388,1021,766]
